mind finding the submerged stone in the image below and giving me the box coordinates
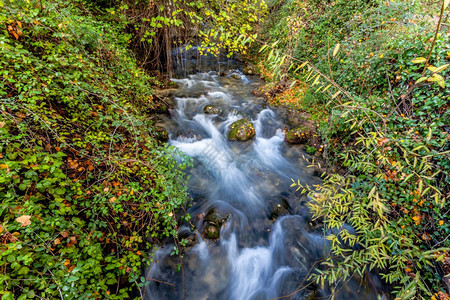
[228,119,255,141]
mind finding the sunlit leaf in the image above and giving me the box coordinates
[411,57,427,64]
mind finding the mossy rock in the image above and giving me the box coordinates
[285,125,309,144]
[227,119,255,141]
[243,63,257,75]
[204,224,220,239]
[203,105,222,114]
[203,208,230,240]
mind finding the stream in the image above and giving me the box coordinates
[145,52,379,300]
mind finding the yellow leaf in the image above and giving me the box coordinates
[331,91,341,99]
[433,64,449,73]
[415,77,428,84]
[16,215,31,227]
[168,212,173,217]
[312,75,320,86]
[411,57,427,64]
[332,43,340,57]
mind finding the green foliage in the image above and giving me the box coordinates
[0,0,191,298]
[261,0,449,297]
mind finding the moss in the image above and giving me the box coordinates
[285,125,310,144]
[227,119,256,141]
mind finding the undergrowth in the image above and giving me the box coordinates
[0,0,191,298]
[258,0,449,298]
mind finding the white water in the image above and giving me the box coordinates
[145,63,379,300]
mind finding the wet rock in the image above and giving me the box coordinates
[231,73,241,79]
[285,125,310,144]
[204,224,220,239]
[205,207,229,224]
[268,196,292,220]
[203,105,222,114]
[202,208,230,240]
[243,63,258,75]
[229,108,251,119]
[228,119,255,141]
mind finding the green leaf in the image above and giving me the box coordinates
[2,293,14,300]
[18,266,29,275]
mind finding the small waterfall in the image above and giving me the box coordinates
[145,55,378,300]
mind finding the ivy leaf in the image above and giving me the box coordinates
[16,215,31,227]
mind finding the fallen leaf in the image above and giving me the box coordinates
[69,236,77,245]
[54,238,61,245]
[0,121,5,128]
[16,215,31,227]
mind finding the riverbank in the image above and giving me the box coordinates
[0,1,190,298]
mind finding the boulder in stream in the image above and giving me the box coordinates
[268,195,292,220]
[203,105,223,115]
[202,207,230,240]
[227,119,255,141]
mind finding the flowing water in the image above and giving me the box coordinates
[145,53,379,300]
